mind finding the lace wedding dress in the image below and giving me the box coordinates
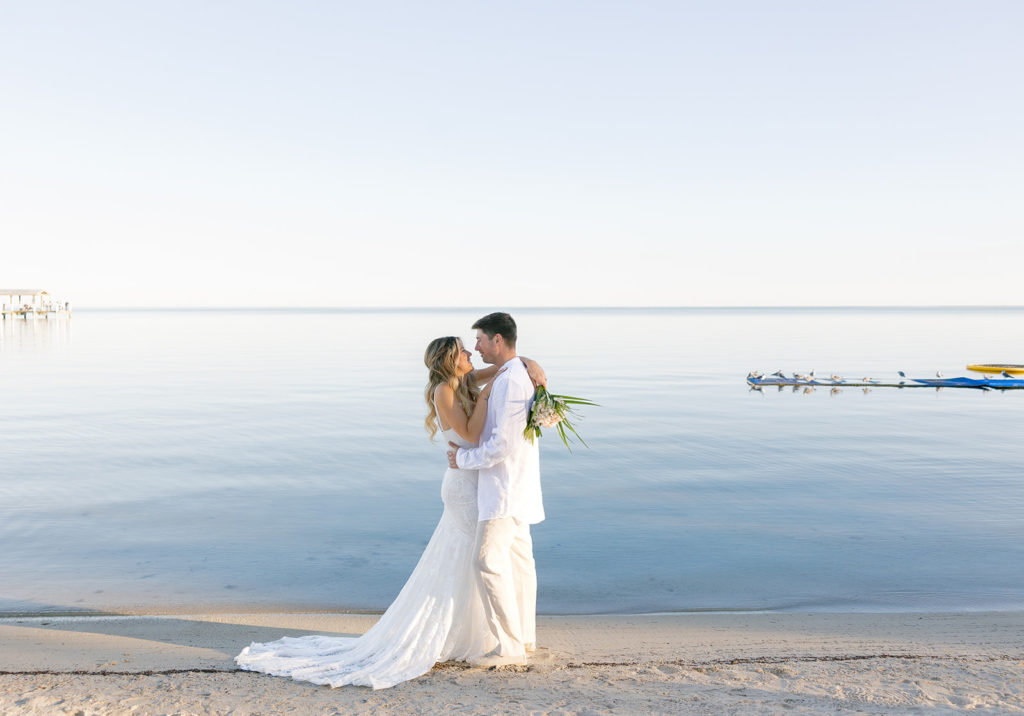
[235,427,495,689]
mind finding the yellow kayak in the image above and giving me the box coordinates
[967,363,1024,374]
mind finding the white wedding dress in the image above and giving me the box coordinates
[235,426,496,689]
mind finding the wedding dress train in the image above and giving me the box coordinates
[235,427,495,689]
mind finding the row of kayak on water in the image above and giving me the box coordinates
[747,366,1024,389]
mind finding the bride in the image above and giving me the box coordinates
[235,336,545,689]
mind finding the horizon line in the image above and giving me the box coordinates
[68,304,1024,311]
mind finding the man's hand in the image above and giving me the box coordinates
[447,441,460,469]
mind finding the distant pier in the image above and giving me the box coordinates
[1,289,71,319]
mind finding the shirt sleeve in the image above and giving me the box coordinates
[456,374,531,470]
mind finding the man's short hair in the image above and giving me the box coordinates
[472,312,517,347]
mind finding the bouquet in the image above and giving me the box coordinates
[524,385,599,451]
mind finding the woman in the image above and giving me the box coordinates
[235,337,545,689]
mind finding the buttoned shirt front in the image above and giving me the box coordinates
[456,357,544,524]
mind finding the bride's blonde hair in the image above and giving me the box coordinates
[424,336,479,441]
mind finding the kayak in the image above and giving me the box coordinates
[910,377,996,388]
[966,363,1024,375]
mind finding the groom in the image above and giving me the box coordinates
[447,312,543,667]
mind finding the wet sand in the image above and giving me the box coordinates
[2,611,1022,714]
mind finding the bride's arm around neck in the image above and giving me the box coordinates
[473,356,546,388]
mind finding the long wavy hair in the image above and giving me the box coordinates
[424,336,479,441]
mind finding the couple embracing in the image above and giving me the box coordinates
[237,312,547,689]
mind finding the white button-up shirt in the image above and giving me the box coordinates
[456,357,544,524]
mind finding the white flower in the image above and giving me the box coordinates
[524,386,598,451]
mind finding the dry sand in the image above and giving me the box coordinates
[1,611,1022,714]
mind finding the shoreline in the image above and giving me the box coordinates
[3,611,1022,714]
[7,600,1024,619]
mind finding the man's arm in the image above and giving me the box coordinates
[455,376,531,470]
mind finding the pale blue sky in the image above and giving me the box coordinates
[2,1,1021,307]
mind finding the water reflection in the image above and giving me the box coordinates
[0,314,72,355]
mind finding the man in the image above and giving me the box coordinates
[447,312,542,667]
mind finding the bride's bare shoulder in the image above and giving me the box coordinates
[433,383,454,404]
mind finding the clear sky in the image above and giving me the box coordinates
[2,1,1021,307]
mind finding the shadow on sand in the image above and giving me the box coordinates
[0,600,366,672]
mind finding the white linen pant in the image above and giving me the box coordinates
[475,516,536,657]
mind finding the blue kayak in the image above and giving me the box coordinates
[908,376,1024,388]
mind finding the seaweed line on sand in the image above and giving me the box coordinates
[2,653,1021,677]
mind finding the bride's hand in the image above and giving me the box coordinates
[479,367,507,400]
[523,358,547,388]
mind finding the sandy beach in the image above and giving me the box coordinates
[1,611,1022,714]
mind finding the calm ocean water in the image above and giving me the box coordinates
[2,307,1023,615]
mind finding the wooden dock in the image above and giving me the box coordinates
[1,289,71,319]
